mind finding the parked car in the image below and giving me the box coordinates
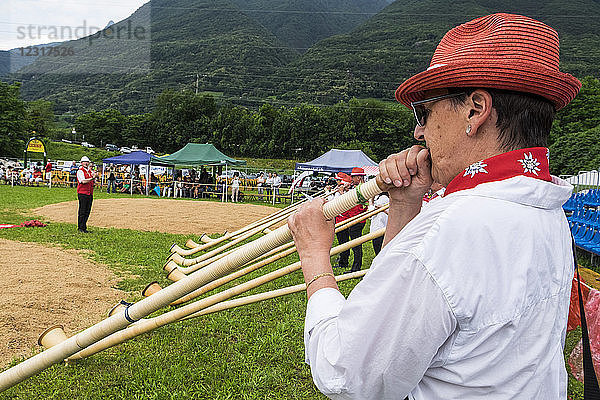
[219,170,246,179]
[81,141,95,148]
[105,144,119,152]
[120,147,132,154]
[295,172,331,195]
[144,147,155,154]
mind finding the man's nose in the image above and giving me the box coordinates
[414,124,425,141]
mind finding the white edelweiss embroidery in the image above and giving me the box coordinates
[463,161,488,178]
[518,152,541,175]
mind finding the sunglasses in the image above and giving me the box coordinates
[411,92,465,127]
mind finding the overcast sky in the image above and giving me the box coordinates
[0,0,148,50]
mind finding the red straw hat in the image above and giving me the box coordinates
[335,172,351,183]
[351,167,366,176]
[395,13,581,110]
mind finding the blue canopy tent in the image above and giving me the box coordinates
[102,151,175,195]
[295,149,378,174]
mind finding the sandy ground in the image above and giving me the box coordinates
[34,198,277,235]
[0,238,125,367]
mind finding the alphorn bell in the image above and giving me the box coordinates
[166,268,186,282]
[0,178,384,391]
[141,282,162,297]
[37,325,68,349]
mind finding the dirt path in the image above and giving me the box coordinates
[0,239,125,368]
[34,198,277,235]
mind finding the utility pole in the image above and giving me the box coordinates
[195,73,199,95]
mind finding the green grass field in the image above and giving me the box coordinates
[0,185,365,399]
[0,185,588,399]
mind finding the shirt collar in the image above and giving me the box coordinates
[444,147,551,197]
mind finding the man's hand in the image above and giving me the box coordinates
[288,198,335,264]
[379,146,434,247]
[288,198,337,297]
[378,145,433,205]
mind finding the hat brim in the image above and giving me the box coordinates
[395,60,581,110]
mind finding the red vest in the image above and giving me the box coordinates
[77,167,94,195]
[335,204,367,224]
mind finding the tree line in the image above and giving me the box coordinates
[1,78,600,176]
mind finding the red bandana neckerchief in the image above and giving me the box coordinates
[444,147,552,197]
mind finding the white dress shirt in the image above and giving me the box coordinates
[77,168,90,183]
[305,175,574,399]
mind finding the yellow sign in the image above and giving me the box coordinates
[26,139,45,153]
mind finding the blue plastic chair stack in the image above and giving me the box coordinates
[563,193,579,212]
[583,189,600,208]
[567,191,600,255]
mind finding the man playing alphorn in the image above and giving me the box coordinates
[289,13,580,399]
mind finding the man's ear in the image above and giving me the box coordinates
[466,89,493,136]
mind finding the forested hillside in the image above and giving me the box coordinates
[9,0,600,113]
[7,0,388,114]
[229,0,389,51]
[273,0,600,104]
[12,0,298,114]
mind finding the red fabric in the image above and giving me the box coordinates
[335,172,351,183]
[568,289,600,382]
[336,204,367,224]
[33,170,42,179]
[18,220,47,227]
[568,274,591,332]
[444,147,551,197]
[395,13,581,110]
[76,167,94,195]
[0,220,47,229]
[351,167,366,176]
[45,163,52,173]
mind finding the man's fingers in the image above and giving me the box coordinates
[416,148,431,173]
[378,159,391,185]
[380,150,412,188]
[405,145,425,177]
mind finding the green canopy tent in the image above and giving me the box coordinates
[156,143,246,201]
[157,143,246,166]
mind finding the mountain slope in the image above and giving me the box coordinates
[7,0,600,113]
[12,0,299,114]
[270,0,600,104]
[229,0,390,51]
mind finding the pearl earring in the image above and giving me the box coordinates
[466,125,472,134]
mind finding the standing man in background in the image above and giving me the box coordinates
[44,159,53,188]
[77,156,97,233]
[346,167,367,272]
[272,173,282,202]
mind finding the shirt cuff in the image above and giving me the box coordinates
[304,288,345,359]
